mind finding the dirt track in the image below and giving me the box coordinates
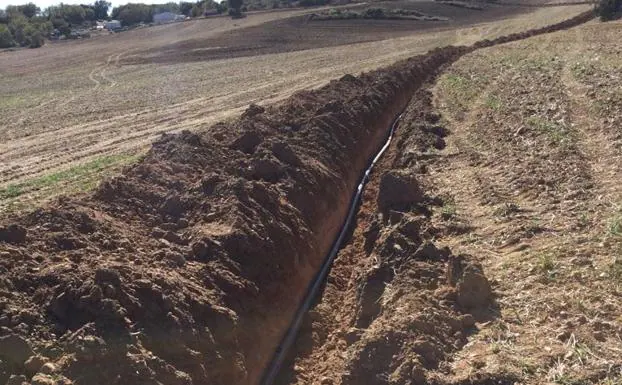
[0,8,604,385]
[0,3,589,213]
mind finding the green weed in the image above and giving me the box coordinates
[438,73,486,119]
[526,116,571,145]
[441,198,457,220]
[577,212,589,229]
[570,62,596,80]
[0,153,140,209]
[0,185,22,200]
[608,216,622,237]
[536,252,558,281]
[443,74,471,89]
[485,94,502,110]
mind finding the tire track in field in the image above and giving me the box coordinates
[100,51,128,87]
[88,66,103,89]
[0,70,324,187]
[89,50,128,89]
[562,27,622,206]
[60,50,128,110]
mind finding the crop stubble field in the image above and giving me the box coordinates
[0,1,588,213]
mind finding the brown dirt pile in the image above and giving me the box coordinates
[0,10,594,385]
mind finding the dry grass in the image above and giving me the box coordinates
[427,18,622,385]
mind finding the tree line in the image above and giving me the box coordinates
[0,0,355,50]
[110,0,225,26]
[596,0,621,20]
[0,1,111,48]
[0,0,227,49]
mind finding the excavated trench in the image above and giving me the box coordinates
[260,113,404,385]
[263,10,595,385]
[0,10,594,385]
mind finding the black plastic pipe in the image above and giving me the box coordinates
[259,112,404,385]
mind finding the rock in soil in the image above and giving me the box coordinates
[0,225,27,244]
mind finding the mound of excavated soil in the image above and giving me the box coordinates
[0,10,593,385]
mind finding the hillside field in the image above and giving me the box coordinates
[1,4,620,385]
[0,2,588,214]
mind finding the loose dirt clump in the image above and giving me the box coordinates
[377,170,424,212]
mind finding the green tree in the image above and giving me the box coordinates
[216,1,228,13]
[0,24,15,48]
[191,4,202,16]
[5,5,21,18]
[180,1,194,16]
[113,3,154,26]
[92,0,111,19]
[36,19,53,36]
[83,6,96,21]
[8,13,29,45]
[228,0,243,17]
[23,23,44,47]
[52,17,71,36]
[62,4,86,24]
[154,2,179,13]
[43,5,61,19]
[596,0,621,20]
[18,3,39,18]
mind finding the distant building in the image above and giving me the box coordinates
[105,20,122,31]
[153,12,185,24]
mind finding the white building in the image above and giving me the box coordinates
[104,20,122,30]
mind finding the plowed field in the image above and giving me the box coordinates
[0,2,588,214]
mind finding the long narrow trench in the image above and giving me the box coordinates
[261,113,405,384]
[261,9,596,385]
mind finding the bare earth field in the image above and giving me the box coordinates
[0,2,588,213]
[0,4,617,385]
